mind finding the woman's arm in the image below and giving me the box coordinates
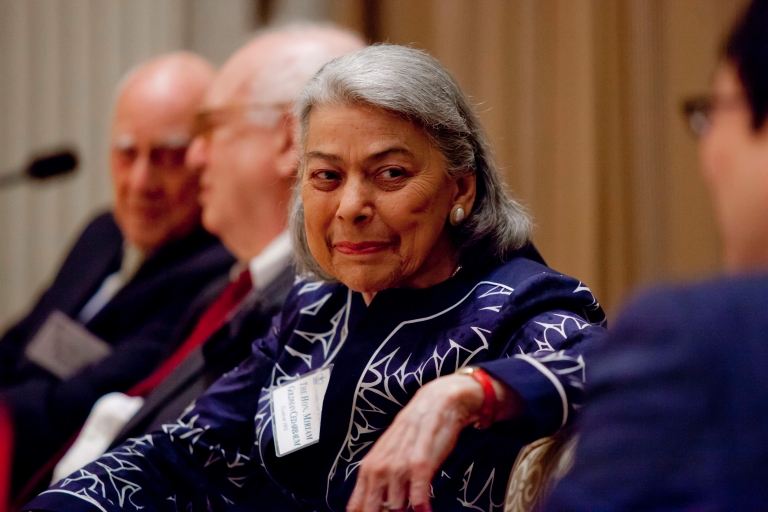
[348,303,606,512]
[347,371,523,512]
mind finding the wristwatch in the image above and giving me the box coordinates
[457,366,498,429]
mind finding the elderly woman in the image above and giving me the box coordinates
[23,45,605,512]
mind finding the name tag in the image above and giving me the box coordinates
[271,366,332,457]
[25,310,112,379]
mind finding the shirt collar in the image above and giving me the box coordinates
[247,230,292,292]
[120,244,145,283]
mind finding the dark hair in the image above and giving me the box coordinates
[724,0,768,130]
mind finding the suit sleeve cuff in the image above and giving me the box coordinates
[477,356,568,438]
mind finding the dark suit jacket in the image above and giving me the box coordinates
[110,264,295,445]
[0,212,235,496]
[547,274,768,511]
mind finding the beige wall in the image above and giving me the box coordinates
[0,0,752,329]
[0,0,257,329]
[332,0,747,314]
[0,0,339,331]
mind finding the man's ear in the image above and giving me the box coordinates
[274,112,299,180]
[453,172,477,216]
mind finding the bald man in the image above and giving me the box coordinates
[94,23,365,450]
[0,52,234,499]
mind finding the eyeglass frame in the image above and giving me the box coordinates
[680,94,747,138]
[111,135,192,171]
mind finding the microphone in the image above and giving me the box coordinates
[0,149,79,188]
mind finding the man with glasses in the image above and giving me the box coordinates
[545,0,768,509]
[0,52,235,501]
[46,25,366,486]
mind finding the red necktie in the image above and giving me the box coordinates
[128,269,253,397]
[0,402,11,512]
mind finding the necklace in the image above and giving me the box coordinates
[452,265,462,278]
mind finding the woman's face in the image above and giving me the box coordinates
[700,63,768,270]
[301,105,475,300]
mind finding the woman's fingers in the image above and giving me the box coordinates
[383,454,410,510]
[349,409,417,511]
[346,471,367,511]
[406,404,457,511]
[348,375,485,512]
[360,478,386,512]
[375,415,420,511]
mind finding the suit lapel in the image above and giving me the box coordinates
[70,239,122,319]
[89,226,218,326]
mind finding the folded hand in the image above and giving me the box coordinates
[346,374,485,512]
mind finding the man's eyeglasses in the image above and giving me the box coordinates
[192,103,289,138]
[681,94,746,137]
[112,141,190,169]
[681,96,713,137]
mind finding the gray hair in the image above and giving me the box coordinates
[290,44,532,280]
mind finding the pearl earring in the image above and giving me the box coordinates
[450,204,465,226]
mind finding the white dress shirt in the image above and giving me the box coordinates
[248,230,293,292]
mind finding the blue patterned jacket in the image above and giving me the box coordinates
[24,250,606,512]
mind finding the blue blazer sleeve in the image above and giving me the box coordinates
[0,213,235,499]
[0,213,122,378]
[545,277,768,511]
[477,272,606,438]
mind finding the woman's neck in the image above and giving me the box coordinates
[360,259,461,306]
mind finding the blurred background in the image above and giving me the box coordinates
[0,0,748,330]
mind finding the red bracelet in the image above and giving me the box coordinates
[457,366,498,429]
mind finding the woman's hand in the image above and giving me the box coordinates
[346,374,486,512]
